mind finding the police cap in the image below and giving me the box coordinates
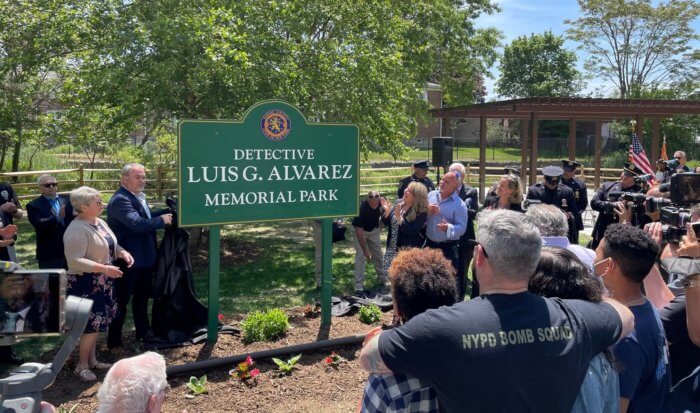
[542,166,564,177]
[413,160,429,169]
[561,159,581,171]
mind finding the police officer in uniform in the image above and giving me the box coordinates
[589,162,646,250]
[526,166,578,243]
[397,160,435,199]
[560,160,587,245]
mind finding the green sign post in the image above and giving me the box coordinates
[178,101,359,342]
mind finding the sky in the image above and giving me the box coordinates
[474,0,700,99]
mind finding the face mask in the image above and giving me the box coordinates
[593,257,612,279]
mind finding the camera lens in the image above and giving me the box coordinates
[661,225,686,244]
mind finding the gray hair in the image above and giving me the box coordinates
[525,204,568,237]
[477,209,542,281]
[448,162,466,177]
[691,203,700,220]
[98,351,167,413]
[121,163,146,178]
[37,174,55,185]
[69,186,101,213]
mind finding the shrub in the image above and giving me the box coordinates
[241,308,289,343]
[358,304,382,324]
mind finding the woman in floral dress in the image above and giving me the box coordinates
[64,186,134,382]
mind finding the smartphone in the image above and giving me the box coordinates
[0,270,66,337]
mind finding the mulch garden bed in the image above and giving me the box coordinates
[42,307,392,413]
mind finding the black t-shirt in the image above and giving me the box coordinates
[661,294,700,384]
[378,292,622,413]
[351,200,382,232]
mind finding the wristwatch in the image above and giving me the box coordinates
[680,274,700,289]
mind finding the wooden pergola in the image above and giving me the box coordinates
[431,97,700,201]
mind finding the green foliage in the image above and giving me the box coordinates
[358,304,382,324]
[241,308,289,343]
[601,150,630,169]
[56,403,79,413]
[497,31,582,98]
[69,0,500,159]
[272,354,302,375]
[566,0,699,97]
[186,375,208,396]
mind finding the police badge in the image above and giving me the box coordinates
[260,109,291,142]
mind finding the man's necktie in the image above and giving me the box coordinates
[2,313,20,333]
[137,193,151,218]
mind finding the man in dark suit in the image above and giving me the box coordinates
[26,175,74,269]
[0,273,51,334]
[449,162,478,300]
[107,163,172,351]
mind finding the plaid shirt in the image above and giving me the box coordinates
[360,373,439,413]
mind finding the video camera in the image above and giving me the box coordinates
[649,173,700,243]
[633,174,654,185]
[0,262,93,413]
[656,158,680,173]
[605,191,647,215]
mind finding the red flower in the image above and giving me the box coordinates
[246,355,253,366]
[250,368,260,378]
[324,357,333,364]
[218,313,224,321]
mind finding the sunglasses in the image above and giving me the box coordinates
[368,194,381,199]
[42,183,58,188]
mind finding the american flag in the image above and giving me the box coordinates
[629,133,655,181]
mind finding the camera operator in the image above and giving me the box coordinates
[643,206,700,386]
[589,163,649,250]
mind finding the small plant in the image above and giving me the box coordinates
[358,304,382,324]
[57,403,79,413]
[302,303,319,318]
[272,354,302,376]
[241,308,289,343]
[323,352,347,369]
[229,355,261,383]
[185,375,208,397]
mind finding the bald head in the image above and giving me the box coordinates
[439,172,460,198]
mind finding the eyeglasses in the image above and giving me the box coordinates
[674,156,682,160]
[368,194,381,199]
[42,183,58,188]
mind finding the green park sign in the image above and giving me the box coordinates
[178,100,360,226]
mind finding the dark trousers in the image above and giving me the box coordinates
[107,266,153,348]
[456,243,475,300]
[427,240,460,292]
[567,214,579,245]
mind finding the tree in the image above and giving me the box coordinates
[496,31,583,98]
[0,1,91,172]
[72,0,500,158]
[566,0,699,98]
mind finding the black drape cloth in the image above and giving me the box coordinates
[150,223,208,344]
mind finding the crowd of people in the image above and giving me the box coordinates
[352,158,699,412]
[0,155,698,412]
[0,163,172,383]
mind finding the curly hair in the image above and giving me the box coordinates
[602,224,659,283]
[388,248,457,322]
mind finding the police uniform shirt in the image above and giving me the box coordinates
[397,175,435,199]
[527,183,579,214]
[0,183,20,226]
[561,178,587,213]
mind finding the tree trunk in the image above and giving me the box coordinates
[11,128,22,181]
[0,137,7,171]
